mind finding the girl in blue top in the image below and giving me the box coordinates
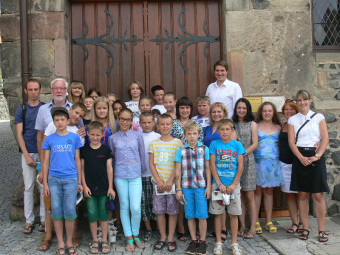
[254,102,284,234]
[108,108,146,252]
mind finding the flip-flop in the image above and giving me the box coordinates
[133,237,145,249]
[38,222,45,232]
[126,239,135,252]
[244,230,256,239]
[23,224,34,234]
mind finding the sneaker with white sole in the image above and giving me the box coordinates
[231,242,242,255]
[213,242,223,255]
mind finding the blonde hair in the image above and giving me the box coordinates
[217,119,234,129]
[91,96,116,133]
[107,93,117,100]
[69,81,85,103]
[184,120,201,134]
[209,102,229,126]
[296,89,311,100]
[196,96,210,104]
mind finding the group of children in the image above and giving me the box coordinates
[39,80,272,255]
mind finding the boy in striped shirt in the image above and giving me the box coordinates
[149,114,182,252]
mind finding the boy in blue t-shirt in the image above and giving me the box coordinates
[42,107,83,255]
[209,119,245,255]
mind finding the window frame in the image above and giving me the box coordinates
[311,0,340,51]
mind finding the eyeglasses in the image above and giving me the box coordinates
[52,87,67,91]
[119,117,132,122]
[285,99,296,103]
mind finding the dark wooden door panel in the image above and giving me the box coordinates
[71,1,221,101]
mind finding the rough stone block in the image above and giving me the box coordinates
[0,42,21,78]
[331,151,340,165]
[226,0,250,11]
[317,72,327,88]
[324,112,337,123]
[324,149,331,157]
[31,0,65,13]
[0,15,20,41]
[269,0,310,12]
[54,39,68,77]
[335,91,340,100]
[2,79,22,98]
[316,53,340,62]
[332,184,340,201]
[226,11,272,52]
[330,72,340,80]
[2,0,20,14]
[329,131,338,139]
[31,40,54,77]
[252,0,270,10]
[330,139,340,148]
[327,172,334,184]
[330,81,340,89]
[327,204,339,216]
[29,13,65,40]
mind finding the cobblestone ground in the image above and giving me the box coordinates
[0,121,279,255]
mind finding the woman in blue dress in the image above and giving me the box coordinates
[254,102,284,234]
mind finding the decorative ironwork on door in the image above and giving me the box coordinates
[72,6,220,75]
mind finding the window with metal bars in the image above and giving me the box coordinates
[312,0,340,50]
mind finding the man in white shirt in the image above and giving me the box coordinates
[205,60,242,118]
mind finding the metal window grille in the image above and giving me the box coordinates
[312,0,340,50]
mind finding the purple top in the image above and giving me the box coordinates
[108,130,146,178]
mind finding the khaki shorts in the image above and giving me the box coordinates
[209,182,242,216]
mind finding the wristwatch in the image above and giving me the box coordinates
[315,154,321,159]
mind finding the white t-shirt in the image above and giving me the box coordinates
[205,79,242,118]
[192,115,210,128]
[288,110,325,147]
[125,101,141,120]
[151,104,167,114]
[142,131,161,177]
[44,122,85,146]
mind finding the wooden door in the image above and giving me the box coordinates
[70,1,222,101]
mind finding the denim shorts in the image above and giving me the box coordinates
[48,176,78,220]
[182,188,208,219]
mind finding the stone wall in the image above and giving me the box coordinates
[0,0,69,121]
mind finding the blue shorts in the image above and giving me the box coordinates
[48,176,78,220]
[182,188,208,219]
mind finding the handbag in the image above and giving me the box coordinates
[105,195,117,211]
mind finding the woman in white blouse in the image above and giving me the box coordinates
[288,90,329,242]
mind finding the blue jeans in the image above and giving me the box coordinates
[114,177,142,237]
[48,176,77,220]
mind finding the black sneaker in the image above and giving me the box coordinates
[196,240,207,255]
[186,240,198,254]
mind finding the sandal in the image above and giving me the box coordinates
[154,240,166,250]
[255,222,262,234]
[298,229,310,241]
[297,223,304,233]
[208,231,216,238]
[177,232,188,242]
[67,246,78,255]
[89,241,99,254]
[38,239,52,251]
[237,228,244,237]
[126,239,135,252]
[56,247,66,255]
[23,223,34,234]
[116,223,124,237]
[143,230,153,242]
[287,223,299,234]
[38,222,45,232]
[133,237,145,249]
[101,241,111,254]
[318,231,328,242]
[221,230,228,243]
[265,221,277,233]
[231,243,242,255]
[244,230,256,239]
[167,241,177,252]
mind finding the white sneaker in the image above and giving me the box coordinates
[231,243,242,255]
[214,242,223,255]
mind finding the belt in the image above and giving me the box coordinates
[298,147,316,151]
